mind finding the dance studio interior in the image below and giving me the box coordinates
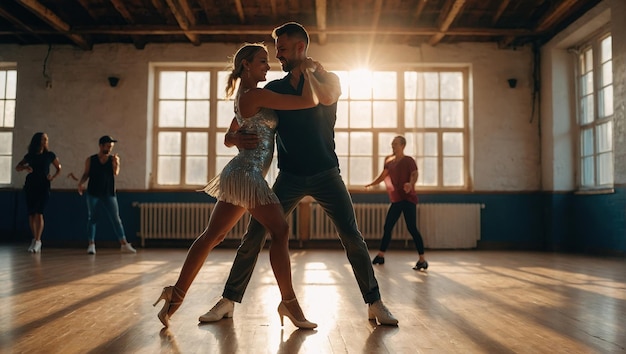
[0,0,624,353]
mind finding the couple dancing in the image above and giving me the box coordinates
[153,22,398,329]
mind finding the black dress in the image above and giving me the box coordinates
[23,151,56,214]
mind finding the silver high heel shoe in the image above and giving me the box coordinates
[153,286,185,327]
[277,298,317,329]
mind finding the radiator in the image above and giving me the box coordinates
[418,203,483,249]
[135,202,283,247]
[309,203,483,249]
[310,203,412,241]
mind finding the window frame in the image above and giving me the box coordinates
[0,64,17,186]
[150,64,471,191]
[574,30,613,191]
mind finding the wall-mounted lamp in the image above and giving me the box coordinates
[507,78,517,89]
[108,76,120,87]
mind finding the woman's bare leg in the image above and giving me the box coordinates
[249,203,307,321]
[29,213,44,241]
[168,201,246,316]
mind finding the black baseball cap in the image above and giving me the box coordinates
[99,135,118,144]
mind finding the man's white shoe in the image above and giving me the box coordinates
[121,243,137,253]
[87,243,96,254]
[368,300,398,325]
[27,239,36,252]
[198,298,234,322]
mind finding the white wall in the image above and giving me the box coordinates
[1,37,538,191]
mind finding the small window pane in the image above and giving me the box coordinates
[372,72,396,99]
[405,101,417,128]
[423,73,439,99]
[441,101,463,128]
[158,132,181,155]
[601,61,612,86]
[186,72,210,99]
[424,101,439,128]
[440,72,463,99]
[580,95,594,124]
[373,101,397,128]
[349,157,372,185]
[404,72,418,99]
[581,129,593,157]
[378,133,397,156]
[349,101,372,128]
[186,101,210,127]
[581,72,594,95]
[3,100,15,127]
[0,156,10,184]
[6,71,17,99]
[597,152,613,185]
[581,156,594,186]
[0,71,6,97]
[584,49,593,73]
[443,133,463,155]
[423,133,438,156]
[185,156,207,185]
[186,132,208,155]
[443,157,464,186]
[418,157,437,186]
[601,36,612,62]
[596,122,612,153]
[157,156,181,184]
[159,101,185,127]
[598,86,613,118]
[0,132,12,154]
[216,157,232,174]
[350,132,372,156]
[159,72,186,99]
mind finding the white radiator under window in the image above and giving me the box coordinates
[135,203,259,246]
[136,202,483,249]
[310,202,483,249]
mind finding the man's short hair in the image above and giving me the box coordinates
[271,22,309,47]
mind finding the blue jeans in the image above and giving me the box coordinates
[222,167,381,304]
[85,194,127,243]
[379,200,425,254]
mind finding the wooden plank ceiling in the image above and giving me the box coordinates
[0,0,603,50]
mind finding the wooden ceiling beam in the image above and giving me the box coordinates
[0,5,46,43]
[109,0,147,49]
[315,0,327,45]
[269,0,277,19]
[429,0,466,46]
[492,0,510,25]
[414,0,428,19]
[535,0,578,32]
[75,0,98,20]
[10,25,531,37]
[164,0,199,45]
[15,0,91,49]
[234,0,245,23]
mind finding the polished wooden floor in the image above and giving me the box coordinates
[0,244,624,354]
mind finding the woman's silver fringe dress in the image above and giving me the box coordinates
[202,107,280,209]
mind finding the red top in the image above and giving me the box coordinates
[384,156,418,204]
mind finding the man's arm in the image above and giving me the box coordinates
[77,157,91,195]
[112,154,120,176]
[224,116,259,149]
[307,60,342,105]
